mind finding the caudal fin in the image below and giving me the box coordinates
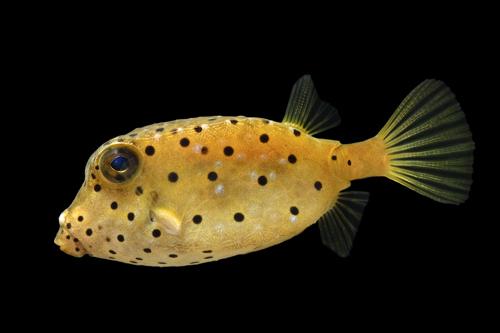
[377,80,474,204]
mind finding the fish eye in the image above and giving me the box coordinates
[111,156,129,171]
[99,146,140,183]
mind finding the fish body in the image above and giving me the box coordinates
[55,76,474,266]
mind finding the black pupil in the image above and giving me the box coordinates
[111,156,129,171]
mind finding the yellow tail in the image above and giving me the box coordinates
[377,79,474,204]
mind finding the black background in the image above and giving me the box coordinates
[10,7,494,326]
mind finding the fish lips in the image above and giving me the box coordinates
[54,227,87,258]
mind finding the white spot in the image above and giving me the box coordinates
[278,158,287,165]
[250,171,258,181]
[236,153,246,161]
[215,160,223,168]
[260,154,268,161]
[177,127,184,132]
[288,127,295,133]
[58,211,67,226]
[248,204,259,215]
[214,224,225,234]
[193,144,202,153]
[201,124,209,129]
[215,184,224,195]
[289,215,298,223]
[225,119,232,124]
[154,132,162,140]
[253,224,263,231]
[269,171,276,181]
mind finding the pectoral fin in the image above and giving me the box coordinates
[151,208,182,236]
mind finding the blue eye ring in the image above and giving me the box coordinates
[99,146,140,183]
[111,155,129,171]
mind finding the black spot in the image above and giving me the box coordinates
[201,146,208,154]
[204,256,213,259]
[168,172,179,182]
[208,171,218,181]
[152,229,161,238]
[117,235,125,242]
[109,250,116,254]
[75,247,80,252]
[224,146,234,156]
[314,181,323,191]
[192,215,203,224]
[143,248,152,253]
[109,257,115,259]
[262,119,270,124]
[106,237,111,242]
[73,238,79,243]
[194,126,202,133]
[230,119,238,124]
[66,235,70,240]
[78,216,84,222]
[95,165,99,170]
[94,184,101,192]
[258,176,267,186]
[86,228,93,236]
[135,186,143,195]
[290,206,299,215]
[129,133,137,137]
[202,250,212,253]
[180,138,190,147]
[234,212,244,222]
[145,145,155,156]
[111,201,118,210]
[171,129,178,134]
[293,129,301,137]
[66,223,71,229]
[135,257,143,261]
[127,212,135,221]
[288,154,297,164]
[130,260,138,264]
[158,262,166,265]
[169,254,178,258]
[260,134,269,143]
[190,262,199,264]
[91,173,96,179]
[348,160,352,166]
[156,127,164,132]
[331,155,337,160]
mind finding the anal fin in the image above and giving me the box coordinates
[318,191,369,257]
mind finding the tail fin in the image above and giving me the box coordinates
[377,79,474,204]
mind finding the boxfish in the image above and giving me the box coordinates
[55,76,474,266]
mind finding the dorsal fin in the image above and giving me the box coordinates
[318,191,369,257]
[282,75,341,135]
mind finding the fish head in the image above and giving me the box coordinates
[54,139,166,261]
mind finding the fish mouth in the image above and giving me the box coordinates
[54,227,87,258]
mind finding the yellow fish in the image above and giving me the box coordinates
[55,76,474,266]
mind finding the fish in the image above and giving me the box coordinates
[54,75,474,266]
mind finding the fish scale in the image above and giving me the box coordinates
[55,75,474,266]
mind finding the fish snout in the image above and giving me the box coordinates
[54,210,87,257]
